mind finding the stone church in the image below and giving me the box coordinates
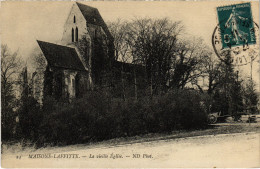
[37,2,114,100]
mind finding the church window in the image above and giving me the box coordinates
[72,78,75,94]
[72,28,74,42]
[76,27,78,42]
[74,16,76,23]
[75,74,80,98]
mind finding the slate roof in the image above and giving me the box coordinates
[76,2,113,40]
[37,40,86,71]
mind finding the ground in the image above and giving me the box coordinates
[2,117,260,168]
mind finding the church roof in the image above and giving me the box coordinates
[76,2,113,40]
[37,40,86,71]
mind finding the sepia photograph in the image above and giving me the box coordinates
[1,0,260,168]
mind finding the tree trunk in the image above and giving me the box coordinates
[121,64,125,101]
[134,68,137,101]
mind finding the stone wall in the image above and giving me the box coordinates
[43,66,91,100]
[61,4,89,46]
[42,3,115,101]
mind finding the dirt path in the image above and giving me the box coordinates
[2,132,259,168]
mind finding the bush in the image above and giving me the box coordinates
[1,108,17,141]
[18,96,42,141]
[33,89,208,146]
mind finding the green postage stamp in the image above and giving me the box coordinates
[217,3,256,49]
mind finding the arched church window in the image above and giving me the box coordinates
[76,27,78,42]
[72,28,74,42]
[75,74,81,98]
[74,16,76,23]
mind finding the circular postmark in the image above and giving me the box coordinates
[212,21,259,66]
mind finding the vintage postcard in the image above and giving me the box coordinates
[1,0,259,168]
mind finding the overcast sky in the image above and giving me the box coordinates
[1,1,259,90]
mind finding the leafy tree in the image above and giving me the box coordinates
[242,78,259,114]
[211,51,243,116]
[15,65,43,140]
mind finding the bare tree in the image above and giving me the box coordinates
[192,49,224,94]
[29,50,47,103]
[168,37,208,89]
[108,19,132,63]
[1,44,22,139]
[126,18,183,96]
[108,20,133,100]
[1,44,22,111]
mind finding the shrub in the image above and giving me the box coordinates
[22,89,208,146]
[18,96,42,140]
[1,108,17,141]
